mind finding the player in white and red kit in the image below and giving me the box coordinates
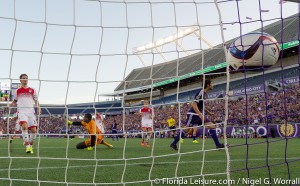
[9,74,41,154]
[139,100,154,148]
[95,112,113,149]
[95,112,105,134]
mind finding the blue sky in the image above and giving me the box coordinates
[0,0,298,104]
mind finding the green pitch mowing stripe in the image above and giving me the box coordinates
[0,138,299,186]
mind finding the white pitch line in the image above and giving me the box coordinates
[0,144,219,150]
[0,157,298,172]
[0,144,218,150]
[0,146,70,150]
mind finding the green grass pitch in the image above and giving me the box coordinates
[0,137,299,186]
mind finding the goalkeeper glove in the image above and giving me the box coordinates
[68,120,73,125]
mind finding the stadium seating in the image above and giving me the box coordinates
[116,14,299,92]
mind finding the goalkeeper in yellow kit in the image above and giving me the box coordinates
[68,113,113,150]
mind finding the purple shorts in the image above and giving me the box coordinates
[185,114,210,127]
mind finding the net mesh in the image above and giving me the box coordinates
[0,0,299,185]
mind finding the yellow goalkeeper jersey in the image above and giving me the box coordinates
[167,118,176,127]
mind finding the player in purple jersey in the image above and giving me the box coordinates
[111,120,118,141]
[170,79,224,150]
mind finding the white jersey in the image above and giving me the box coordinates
[13,87,38,114]
[140,106,153,128]
[95,113,105,133]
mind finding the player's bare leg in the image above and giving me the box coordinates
[146,128,152,148]
[141,128,147,146]
[101,140,113,148]
[28,126,37,154]
[20,122,30,153]
[192,126,199,143]
[179,125,190,144]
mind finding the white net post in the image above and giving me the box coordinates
[35,0,49,184]
[62,0,77,185]
[7,0,16,185]
[213,0,231,184]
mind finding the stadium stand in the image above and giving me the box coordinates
[115,14,299,91]
[1,84,299,135]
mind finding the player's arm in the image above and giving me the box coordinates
[9,90,17,107]
[32,89,41,115]
[205,109,214,115]
[191,101,204,122]
[149,108,154,119]
[150,112,154,120]
[9,100,17,107]
[34,100,42,115]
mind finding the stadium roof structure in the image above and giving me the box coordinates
[284,0,299,2]
[115,14,299,93]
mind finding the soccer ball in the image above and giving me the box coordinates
[227,32,280,70]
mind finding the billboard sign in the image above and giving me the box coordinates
[0,82,11,91]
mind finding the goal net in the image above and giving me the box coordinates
[0,0,299,185]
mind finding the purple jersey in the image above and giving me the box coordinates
[187,88,207,115]
[112,122,117,131]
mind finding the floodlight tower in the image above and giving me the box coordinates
[132,25,215,67]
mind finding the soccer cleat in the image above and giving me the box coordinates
[26,146,31,154]
[170,144,178,150]
[216,144,225,149]
[180,138,184,143]
[146,143,150,148]
[30,147,34,154]
[108,144,114,149]
[140,141,144,146]
[86,147,93,150]
[193,140,199,144]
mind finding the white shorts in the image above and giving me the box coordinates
[95,120,105,133]
[99,125,105,134]
[142,122,153,129]
[18,113,37,130]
